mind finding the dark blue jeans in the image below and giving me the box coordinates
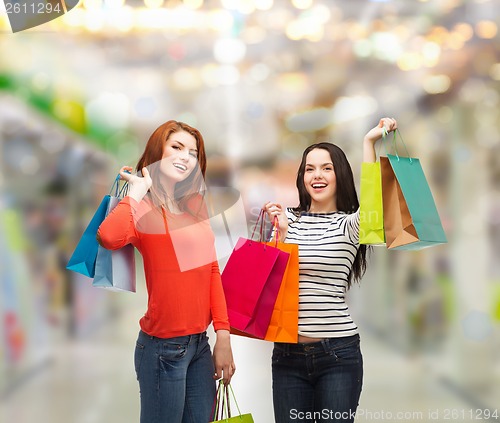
[272,334,363,423]
[134,330,216,423]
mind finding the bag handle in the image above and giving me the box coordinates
[118,180,129,198]
[225,381,231,418]
[211,381,224,421]
[250,209,268,243]
[109,174,121,197]
[212,380,244,421]
[227,383,243,417]
[109,172,130,198]
[380,128,412,163]
[273,216,280,246]
[212,381,230,421]
[265,215,281,247]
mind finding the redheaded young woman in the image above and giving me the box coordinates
[97,121,235,423]
[264,117,397,423]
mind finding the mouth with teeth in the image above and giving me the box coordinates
[173,163,188,172]
[312,182,327,191]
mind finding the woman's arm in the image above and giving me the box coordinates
[363,117,398,163]
[97,165,151,249]
[210,261,235,385]
[97,197,140,249]
[213,329,235,385]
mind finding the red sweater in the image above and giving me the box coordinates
[97,195,230,338]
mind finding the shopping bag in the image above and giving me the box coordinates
[210,381,254,423]
[380,131,447,250]
[66,195,110,277]
[93,196,136,292]
[230,219,299,343]
[264,240,299,343]
[359,161,385,245]
[221,210,289,339]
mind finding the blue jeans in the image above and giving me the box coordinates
[134,330,216,423]
[272,334,363,423]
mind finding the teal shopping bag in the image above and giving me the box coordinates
[66,195,110,277]
[381,149,447,250]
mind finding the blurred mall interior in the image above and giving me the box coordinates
[1,0,500,421]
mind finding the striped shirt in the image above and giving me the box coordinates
[284,207,360,338]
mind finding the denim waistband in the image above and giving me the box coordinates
[274,334,360,355]
[138,330,207,345]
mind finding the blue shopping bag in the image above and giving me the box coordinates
[67,174,128,277]
[66,196,110,277]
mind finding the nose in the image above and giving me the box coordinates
[313,168,322,178]
[179,149,190,161]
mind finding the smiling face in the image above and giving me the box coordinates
[303,147,337,212]
[160,130,199,185]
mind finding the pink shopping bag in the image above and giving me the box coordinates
[221,211,289,339]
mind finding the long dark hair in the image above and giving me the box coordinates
[292,142,368,288]
[136,120,207,216]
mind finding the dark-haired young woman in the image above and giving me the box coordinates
[264,117,397,423]
[97,120,235,423]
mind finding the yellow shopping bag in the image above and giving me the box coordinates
[359,161,385,245]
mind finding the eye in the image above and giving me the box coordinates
[189,151,198,158]
[305,167,314,172]
[172,145,180,150]
[324,166,333,171]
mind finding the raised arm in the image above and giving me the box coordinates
[96,165,152,249]
[363,117,398,163]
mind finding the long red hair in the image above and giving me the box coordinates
[136,120,207,215]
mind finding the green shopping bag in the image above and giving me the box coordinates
[359,162,385,245]
[210,381,254,423]
[381,130,447,250]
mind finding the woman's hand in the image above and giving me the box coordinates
[263,202,288,241]
[119,166,152,203]
[363,117,398,162]
[213,330,235,385]
[364,117,398,144]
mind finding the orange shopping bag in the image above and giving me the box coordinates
[264,240,299,343]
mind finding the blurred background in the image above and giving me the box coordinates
[1,0,499,422]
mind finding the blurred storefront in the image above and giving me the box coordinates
[1,0,499,421]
